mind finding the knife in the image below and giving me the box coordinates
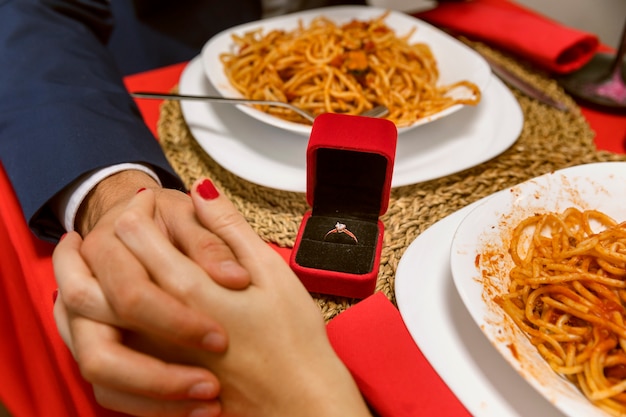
[475,50,570,112]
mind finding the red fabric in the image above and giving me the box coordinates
[0,164,126,417]
[414,0,599,74]
[581,107,626,154]
[326,292,471,417]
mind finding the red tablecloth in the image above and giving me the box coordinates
[2,16,626,417]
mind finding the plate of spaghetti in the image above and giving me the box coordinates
[201,5,489,135]
[450,162,626,417]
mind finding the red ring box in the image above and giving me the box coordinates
[289,113,397,299]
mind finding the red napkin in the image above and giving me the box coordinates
[414,0,599,74]
[327,292,470,417]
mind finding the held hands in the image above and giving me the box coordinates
[114,178,373,417]
[54,175,372,417]
[53,170,251,417]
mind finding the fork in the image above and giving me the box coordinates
[131,92,389,123]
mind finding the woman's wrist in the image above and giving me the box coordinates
[298,351,373,417]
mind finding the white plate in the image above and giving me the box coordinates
[179,57,522,192]
[449,162,626,417]
[396,199,568,417]
[200,5,491,136]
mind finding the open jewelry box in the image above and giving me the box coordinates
[289,113,397,299]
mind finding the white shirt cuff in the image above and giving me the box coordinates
[56,163,162,232]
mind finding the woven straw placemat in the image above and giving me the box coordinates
[157,43,626,322]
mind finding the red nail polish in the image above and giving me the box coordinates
[52,289,59,303]
[136,187,146,194]
[196,179,219,200]
[59,233,67,242]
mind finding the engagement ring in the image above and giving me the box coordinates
[324,222,358,244]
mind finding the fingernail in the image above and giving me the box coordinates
[220,260,246,274]
[59,233,67,242]
[136,187,146,194]
[202,331,227,351]
[52,289,59,303]
[196,179,219,200]
[189,404,217,417]
[188,381,216,400]
[220,261,250,288]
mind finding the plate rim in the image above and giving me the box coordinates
[395,198,573,416]
[178,56,522,192]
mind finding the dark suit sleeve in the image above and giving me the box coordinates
[0,0,184,241]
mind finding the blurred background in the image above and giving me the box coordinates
[516,0,625,49]
[367,0,626,49]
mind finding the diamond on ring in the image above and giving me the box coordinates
[324,221,358,244]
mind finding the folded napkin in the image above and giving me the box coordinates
[327,292,470,417]
[414,0,599,74]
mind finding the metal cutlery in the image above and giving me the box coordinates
[131,92,390,123]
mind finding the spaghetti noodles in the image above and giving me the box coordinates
[498,208,626,416]
[219,11,481,127]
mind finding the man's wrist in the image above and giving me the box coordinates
[75,170,160,236]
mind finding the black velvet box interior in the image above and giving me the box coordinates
[294,148,388,274]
